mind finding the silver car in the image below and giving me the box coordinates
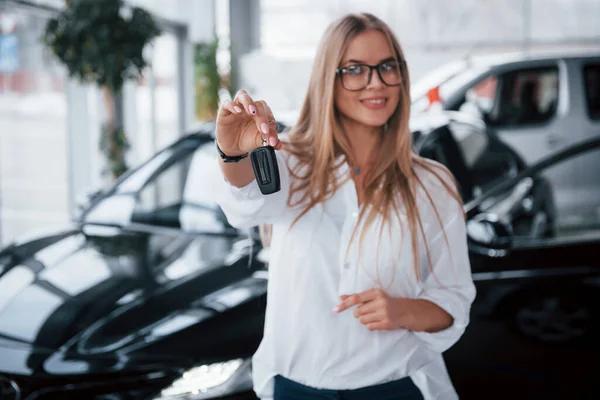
[412,51,600,231]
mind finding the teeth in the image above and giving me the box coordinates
[363,99,385,104]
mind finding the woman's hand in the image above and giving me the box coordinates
[216,89,283,156]
[333,289,453,333]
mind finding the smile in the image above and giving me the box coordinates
[360,97,387,109]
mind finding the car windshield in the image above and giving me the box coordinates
[130,141,228,232]
[83,137,233,234]
[411,60,468,100]
[412,63,491,114]
[116,149,176,194]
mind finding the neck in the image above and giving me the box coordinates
[341,117,383,171]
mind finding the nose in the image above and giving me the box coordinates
[366,68,385,89]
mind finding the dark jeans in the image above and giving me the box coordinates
[273,374,425,400]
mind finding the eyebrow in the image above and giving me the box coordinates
[343,56,396,65]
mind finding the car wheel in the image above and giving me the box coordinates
[510,289,596,343]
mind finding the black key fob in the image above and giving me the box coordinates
[250,145,281,195]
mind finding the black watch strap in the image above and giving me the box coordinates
[216,141,249,163]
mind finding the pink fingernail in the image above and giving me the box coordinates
[234,106,242,113]
[261,122,269,134]
[332,306,340,313]
[269,136,278,146]
[249,105,257,115]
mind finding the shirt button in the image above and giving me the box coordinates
[344,262,351,269]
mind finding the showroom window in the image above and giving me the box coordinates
[0,3,70,246]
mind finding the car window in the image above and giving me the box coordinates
[418,126,474,201]
[487,67,559,127]
[455,75,499,119]
[131,142,226,231]
[115,149,175,194]
[476,143,600,243]
[133,152,193,227]
[448,120,489,168]
[583,64,600,120]
[535,145,600,238]
[448,120,519,194]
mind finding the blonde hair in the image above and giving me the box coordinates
[279,13,462,282]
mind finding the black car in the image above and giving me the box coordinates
[411,111,556,238]
[0,123,598,399]
[450,135,600,399]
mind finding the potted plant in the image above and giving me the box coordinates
[42,0,160,179]
[194,35,230,121]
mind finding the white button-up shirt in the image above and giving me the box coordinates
[211,149,476,400]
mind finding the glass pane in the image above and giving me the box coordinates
[456,75,498,119]
[131,142,222,230]
[0,5,69,246]
[130,32,181,164]
[449,120,519,195]
[489,67,559,127]
[583,64,600,120]
[545,147,600,236]
[153,33,180,149]
[134,152,191,228]
[483,146,600,242]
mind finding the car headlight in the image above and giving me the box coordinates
[155,358,253,399]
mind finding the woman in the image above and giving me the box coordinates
[211,12,476,400]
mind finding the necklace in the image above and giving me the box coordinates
[354,167,360,175]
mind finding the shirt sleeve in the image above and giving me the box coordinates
[209,149,291,229]
[412,172,477,353]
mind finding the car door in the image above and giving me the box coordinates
[466,138,600,346]
[481,62,574,162]
[446,61,571,161]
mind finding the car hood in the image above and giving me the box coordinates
[0,227,267,377]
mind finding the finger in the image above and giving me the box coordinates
[366,321,390,331]
[334,289,379,313]
[221,99,242,115]
[259,101,281,148]
[353,301,380,318]
[251,100,272,147]
[217,100,233,117]
[357,311,383,325]
[234,89,257,116]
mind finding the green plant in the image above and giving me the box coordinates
[194,35,230,121]
[42,0,160,178]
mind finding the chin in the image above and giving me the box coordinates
[356,114,391,128]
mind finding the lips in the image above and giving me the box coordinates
[360,97,387,110]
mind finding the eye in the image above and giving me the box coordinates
[380,61,398,72]
[343,65,364,76]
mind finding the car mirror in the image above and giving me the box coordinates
[467,213,513,257]
[75,187,103,217]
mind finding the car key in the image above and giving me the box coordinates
[250,123,281,195]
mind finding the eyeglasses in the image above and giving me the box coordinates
[336,59,404,91]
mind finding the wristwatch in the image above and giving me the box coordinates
[215,141,249,163]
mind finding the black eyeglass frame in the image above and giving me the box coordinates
[335,59,405,91]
